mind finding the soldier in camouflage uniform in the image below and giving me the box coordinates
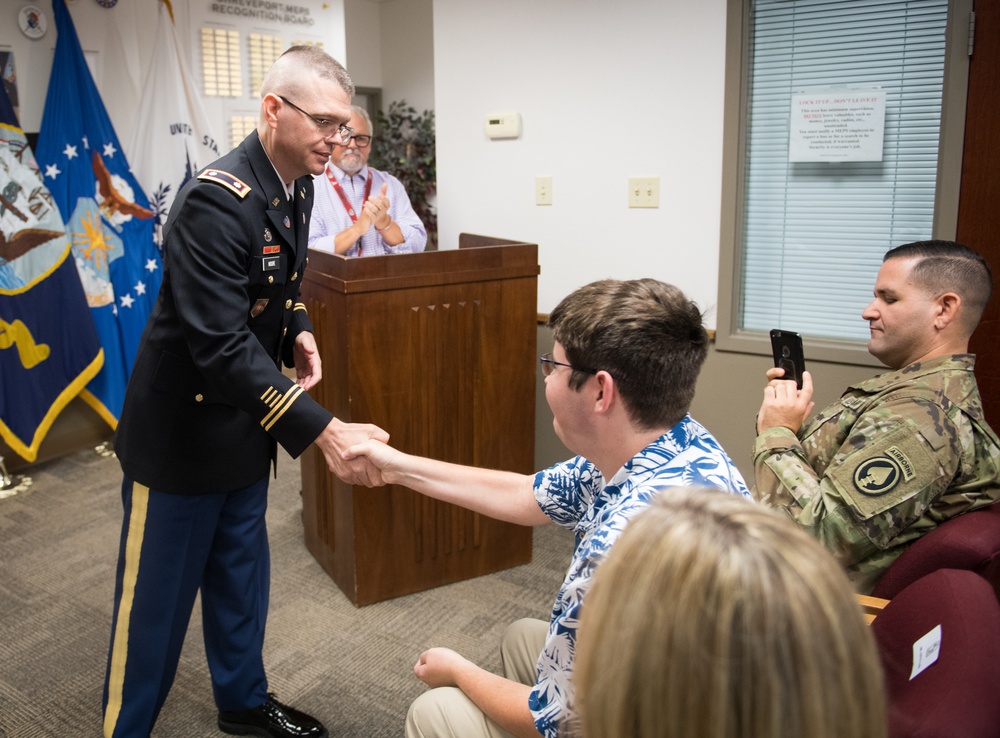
[753,240,1000,593]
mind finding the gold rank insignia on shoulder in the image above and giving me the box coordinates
[198,169,252,198]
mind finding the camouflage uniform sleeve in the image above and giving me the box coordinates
[753,394,956,569]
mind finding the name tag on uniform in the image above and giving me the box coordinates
[263,256,280,271]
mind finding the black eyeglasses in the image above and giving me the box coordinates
[539,352,597,377]
[278,95,353,143]
[336,134,372,149]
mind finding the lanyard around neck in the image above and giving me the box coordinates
[327,168,373,223]
[327,168,373,256]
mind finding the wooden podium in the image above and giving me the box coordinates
[299,234,538,605]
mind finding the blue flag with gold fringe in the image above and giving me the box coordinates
[0,81,103,462]
[36,0,162,427]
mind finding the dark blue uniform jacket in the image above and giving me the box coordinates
[115,131,332,494]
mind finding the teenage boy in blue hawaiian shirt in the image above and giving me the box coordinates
[345,278,750,738]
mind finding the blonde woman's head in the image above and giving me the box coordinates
[574,487,886,738]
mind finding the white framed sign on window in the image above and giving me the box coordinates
[789,89,887,163]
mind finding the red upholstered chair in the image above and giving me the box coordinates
[871,503,1000,601]
[870,569,1000,738]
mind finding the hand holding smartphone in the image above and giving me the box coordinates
[769,329,806,389]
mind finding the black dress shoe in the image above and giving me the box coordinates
[218,693,328,738]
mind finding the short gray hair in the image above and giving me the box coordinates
[350,104,373,132]
[260,46,355,99]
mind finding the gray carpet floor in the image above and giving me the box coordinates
[0,446,573,737]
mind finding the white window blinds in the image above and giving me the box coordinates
[740,0,949,341]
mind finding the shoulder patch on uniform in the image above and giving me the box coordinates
[198,169,252,198]
[853,457,902,496]
[885,445,916,481]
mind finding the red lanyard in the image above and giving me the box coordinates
[327,168,372,255]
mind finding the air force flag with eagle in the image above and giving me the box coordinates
[36,0,162,427]
[0,79,103,462]
[128,0,220,252]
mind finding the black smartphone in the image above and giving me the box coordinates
[769,329,806,389]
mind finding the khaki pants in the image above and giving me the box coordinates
[404,618,548,738]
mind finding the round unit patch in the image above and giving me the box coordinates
[853,456,902,496]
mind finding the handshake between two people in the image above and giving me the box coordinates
[315,416,405,488]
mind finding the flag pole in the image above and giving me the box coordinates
[0,455,33,499]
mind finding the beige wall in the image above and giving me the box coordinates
[433,0,729,316]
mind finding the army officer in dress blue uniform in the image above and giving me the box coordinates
[103,46,388,738]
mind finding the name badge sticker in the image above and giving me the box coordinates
[910,624,942,680]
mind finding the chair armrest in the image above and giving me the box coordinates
[857,593,890,624]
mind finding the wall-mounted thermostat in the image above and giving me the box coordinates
[485,112,521,139]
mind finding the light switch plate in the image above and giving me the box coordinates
[536,176,553,206]
[628,177,660,208]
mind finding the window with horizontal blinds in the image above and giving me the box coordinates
[740,0,949,342]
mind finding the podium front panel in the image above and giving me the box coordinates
[300,242,537,605]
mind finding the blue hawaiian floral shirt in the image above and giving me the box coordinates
[528,414,750,737]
